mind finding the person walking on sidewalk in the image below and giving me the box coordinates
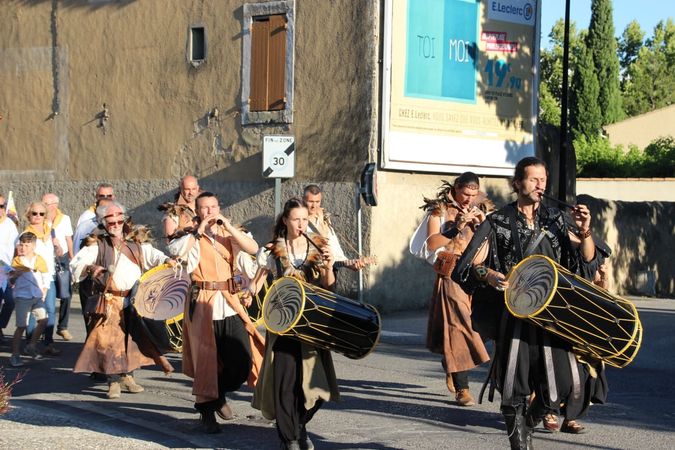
[9,232,50,367]
[419,173,491,407]
[71,202,174,399]
[42,193,75,342]
[0,193,19,343]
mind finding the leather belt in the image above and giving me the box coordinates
[108,289,130,297]
[195,279,237,292]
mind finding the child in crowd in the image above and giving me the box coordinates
[9,232,50,367]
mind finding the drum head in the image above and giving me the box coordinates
[262,277,305,334]
[505,255,558,318]
[133,263,190,321]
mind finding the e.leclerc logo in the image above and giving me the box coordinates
[523,3,533,21]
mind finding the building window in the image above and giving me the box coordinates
[242,1,295,124]
[188,25,206,67]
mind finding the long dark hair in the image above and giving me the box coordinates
[420,172,480,212]
[273,197,307,239]
[511,157,547,192]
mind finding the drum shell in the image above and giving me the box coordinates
[505,255,642,368]
[262,277,381,359]
[127,307,183,354]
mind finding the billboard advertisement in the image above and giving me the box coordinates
[382,0,541,175]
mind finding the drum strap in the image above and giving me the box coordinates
[541,333,559,404]
[502,320,522,403]
[568,351,582,401]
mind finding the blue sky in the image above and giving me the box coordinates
[540,0,674,47]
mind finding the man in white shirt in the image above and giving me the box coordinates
[302,185,365,271]
[0,194,19,341]
[43,193,75,341]
[75,183,115,229]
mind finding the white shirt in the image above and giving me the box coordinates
[34,237,56,277]
[70,242,168,290]
[72,216,99,255]
[308,215,347,262]
[0,217,18,266]
[47,214,73,256]
[168,232,238,320]
[76,208,96,228]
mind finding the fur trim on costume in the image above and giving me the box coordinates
[270,233,328,282]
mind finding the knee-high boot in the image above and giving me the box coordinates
[502,405,534,450]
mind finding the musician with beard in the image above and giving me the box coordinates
[452,157,607,450]
[71,202,175,399]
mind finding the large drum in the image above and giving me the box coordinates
[505,255,642,368]
[130,264,190,353]
[262,277,381,359]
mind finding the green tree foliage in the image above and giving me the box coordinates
[618,20,645,83]
[570,44,602,140]
[575,135,675,177]
[586,0,624,124]
[622,19,675,116]
[538,19,584,128]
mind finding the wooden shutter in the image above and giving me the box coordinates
[250,17,270,112]
[249,14,287,112]
[267,14,287,111]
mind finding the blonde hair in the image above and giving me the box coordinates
[24,201,48,221]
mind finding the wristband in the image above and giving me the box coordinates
[577,228,591,239]
[441,227,460,240]
[474,265,489,281]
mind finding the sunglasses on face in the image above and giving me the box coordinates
[106,219,125,226]
[31,211,46,217]
[97,194,114,199]
[0,203,5,208]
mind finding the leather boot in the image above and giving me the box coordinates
[300,425,314,450]
[107,381,121,399]
[199,410,220,434]
[120,375,144,393]
[455,388,476,406]
[502,405,534,450]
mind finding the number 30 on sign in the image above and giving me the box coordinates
[262,135,295,178]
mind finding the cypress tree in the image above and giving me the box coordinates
[570,44,602,140]
[586,0,624,124]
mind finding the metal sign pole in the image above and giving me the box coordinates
[274,178,282,219]
[356,184,364,303]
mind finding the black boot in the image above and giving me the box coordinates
[199,410,220,434]
[503,405,534,450]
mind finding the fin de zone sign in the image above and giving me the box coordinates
[262,136,295,178]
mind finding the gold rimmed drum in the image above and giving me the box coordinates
[130,263,189,353]
[262,277,381,360]
[505,255,642,368]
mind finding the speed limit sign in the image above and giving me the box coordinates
[262,135,295,178]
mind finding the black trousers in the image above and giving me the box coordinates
[195,315,252,413]
[273,336,323,443]
[452,370,470,390]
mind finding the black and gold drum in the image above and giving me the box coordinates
[505,255,642,368]
[262,276,381,359]
[130,264,189,353]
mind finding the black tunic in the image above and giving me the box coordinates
[452,202,608,418]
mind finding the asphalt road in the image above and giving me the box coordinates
[1,296,674,449]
